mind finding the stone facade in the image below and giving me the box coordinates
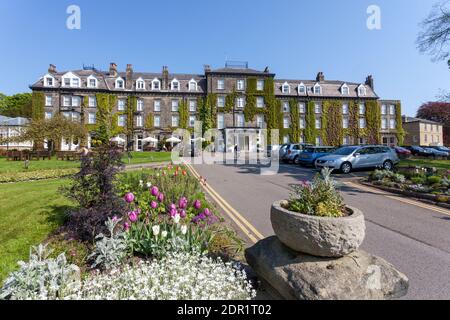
[30,63,402,151]
[402,116,444,146]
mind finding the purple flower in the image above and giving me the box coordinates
[151,201,158,209]
[180,209,186,218]
[203,208,211,217]
[193,200,201,210]
[128,211,138,223]
[169,208,178,218]
[157,193,164,202]
[124,193,135,203]
[179,197,188,209]
[112,216,119,222]
[151,186,159,197]
[124,222,130,231]
[169,203,177,211]
[199,213,206,220]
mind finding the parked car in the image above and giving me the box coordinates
[423,147,449,158]
[431,146,450,153]
[315,145,399,174]
[298,146,336,167]
[403,146,433,157]
[267,144,284,157]
[393,146,412,159]
[281,143,313,163]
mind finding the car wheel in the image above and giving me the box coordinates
[293,156,300,165]
[383,160,393,171]
[340,162,352,174]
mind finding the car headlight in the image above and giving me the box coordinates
[327,160,335,163]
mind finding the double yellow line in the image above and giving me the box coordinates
[344,181,450,217]
[184,163,265,244]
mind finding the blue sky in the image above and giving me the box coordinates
[0,0,448,116]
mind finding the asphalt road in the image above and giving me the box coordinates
[191,162,450,300]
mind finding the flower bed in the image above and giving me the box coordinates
[0,168,78,183]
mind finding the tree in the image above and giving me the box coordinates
[417,1,450,64]
[417,101,450,144]
[0,93,32,118]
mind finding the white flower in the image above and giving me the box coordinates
[152,225,160,237]
[173,214,181,224]
[139,180,144,187]
[146,182,152,188]
[161,231,168,238]
[180,225,188,235]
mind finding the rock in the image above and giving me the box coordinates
[271,201,366,257]
[245,236,409,300]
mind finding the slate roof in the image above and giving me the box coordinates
[402,116,442,125]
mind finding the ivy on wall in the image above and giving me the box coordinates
[321,100,343,146]
[144,113,154,131]
[289,99,300,143]
[31,92,45,121]
[244,78,258,122]
[178,98,189,129]
[365,100,381,144]
[304,101,316,144]
[94,93,120,143]
[347,101,359,144]
[126,96,137,137]
[223,89,237,114]
[263,78,282,143]
[395,102,405,145]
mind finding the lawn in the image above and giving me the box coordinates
[0,152,172,173]
[399,158,450,170]
[0,179,74,283]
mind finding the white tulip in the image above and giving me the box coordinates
[152,225,160,236]
[161,231,168,238]
[139,180,144,187]
[173,213,181,224]
[181,225,188,235]
[146,182,152,188]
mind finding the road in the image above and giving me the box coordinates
[188,161,450,300]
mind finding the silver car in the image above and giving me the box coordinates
[315,145,399,174]
[282,143,313,164]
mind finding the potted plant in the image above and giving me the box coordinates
[271,168,365,258]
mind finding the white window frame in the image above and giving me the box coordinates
[236,97,245,108]
[381,104,387,115]
[282,82,290,94]
[237,79,245,91]
[358,85,367,96]
[189,100,196,112]
[236,114,245,127]
[300,117,305,129]
[154,100,161,112]
[256,115,264,128]
[135,115,143,127]
[359,118,366,129]
[171,115,179,127]
[343,117,349,129]
[188,79,197,91]
[299,103,306,113]
[44,74,55,87]
[136,78,145,90]
[152,78,161,91]
[63,96,71,107]
[45,111,53,120]
[118,99,126,111]
[189,115,196,127]
[341,83,349,95]
[137,99,144,111]
[87,75,98,88]
[154,115,161,127]
[71,96,81,107]
[283,117,290,129]
[256,97,264,108]
[313,83,322,95]
[382,118,388,129]
[389,105,396,115]
[359,103,366,115]
[342,103,349,114]
[282,101,290,113]
[118,115,126,127]
[62,72,81,88]
[315,118,321,129]
[171,79,180,91]
[298,83,306,94]
[171,100,179,112]
[217,79,225,90]
[257,80,264,91]
[88,96,96,108]
[45,95,52,107]
[314,103,321,114]
[389,119,396,129]
[88,112,96,124]
[217,96,225,108]
[217,113,225,129]
[115,77,125,89]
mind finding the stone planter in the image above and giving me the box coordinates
[271,200,366,257]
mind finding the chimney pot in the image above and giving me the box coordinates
[365,75,374,90]
[109,63,118,77]
[162,66,169,90]
[316,72,325,82]
[48,64,57,74]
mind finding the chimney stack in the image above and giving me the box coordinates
[316,72,325,82]
[162,66,169,90]
[48,64,57,74]
[204,65,211,73]
[365,75,374,90]
[264,66,270,73]
[126,64,133,90]
[109,63,118,77]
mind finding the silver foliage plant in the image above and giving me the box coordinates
[0,244,81,300]
[88,218,129,270]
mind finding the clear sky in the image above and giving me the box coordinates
[0,0,448,116]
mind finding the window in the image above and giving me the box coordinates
[44,76,54,87]
[236,114,245,127]
[282,82,290,94]
[72,96,81,107]
[118,115,126,127]
[189,100,197,112]
[342,104,349,114]
[359,118,366,128]
[171,115,179,127]
[89,96,96,107]
[257,80,264,91]
[358,85,367,96]
[282,101,290,113]
[299,103,305,113]
[343,118,349,129]
[341,84,349,95]
[424,134,428,143]
[45,95,52,107]
[256,115,264,128]
[88,112,96,124]
[189,79,197,91]
[316,136,322,146]
[217,113,225,129]
[171,100,179,112]
[283,136,289,144]
[154,100,161,112]
[137,99,144,111]
[135,115,143,127]
[237,80,245,91]
[237,97,245,108]
[64,78,71,87]
[314,103,321,114]
[217,96,225,108]
[315,118,321,129]
[63,96,71,107]
[152,78,161,90]
[88,76,97,88]
[298,83,306,94]
[217,79,225,90]
[359,103,366,115]
[171,79,179,91]
[118,99,126,111]
[154,116,161,127]
[256,97,264,108]
[382,118,387,129]
[389,105,396,115]
[300,117,305,129]
[45,111,53,119]
[389,119,396,129]
[72,78,80,87]
[189,116,196,127]
[136,79,145,90]
[381,104,387,115]
[283,117,290,129]
[343,136,350,145]
[314,84,321,94]
[115,78,125,89]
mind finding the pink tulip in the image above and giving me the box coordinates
[193,200,201,210]
[203,208,211,217]
[124,193,135,203]
[157,193,164,202]
[169,208,178,218]
[180,209,187,218]
[128,211,138,223]
[151,186,159,196]
[179,197,188,209]
[124,222,130,231]
[151,201,158,209]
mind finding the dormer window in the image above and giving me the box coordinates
[282,82,290,94]
[152,78,161,91]
[136,78,145,90]
[189,79,197,91]
[171,79,180,91]
[44,75,55,87]
[87,75,98,88]
[341,84,349,95]
[298,83,306,94]
[62,72,81,88]
[358,85,367,96]
[313,83,322,95]
[115,78,125,89]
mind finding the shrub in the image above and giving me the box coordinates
[411,176,426,185]
[287,168,345,218]
[427,176,442,185]
[88,218,129,270]
[66,252,256,300]
[370,170,405,184]
[436,195,449,203]
[46,234,90,270]
[0,244,81,300]
[0,168,78,183]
